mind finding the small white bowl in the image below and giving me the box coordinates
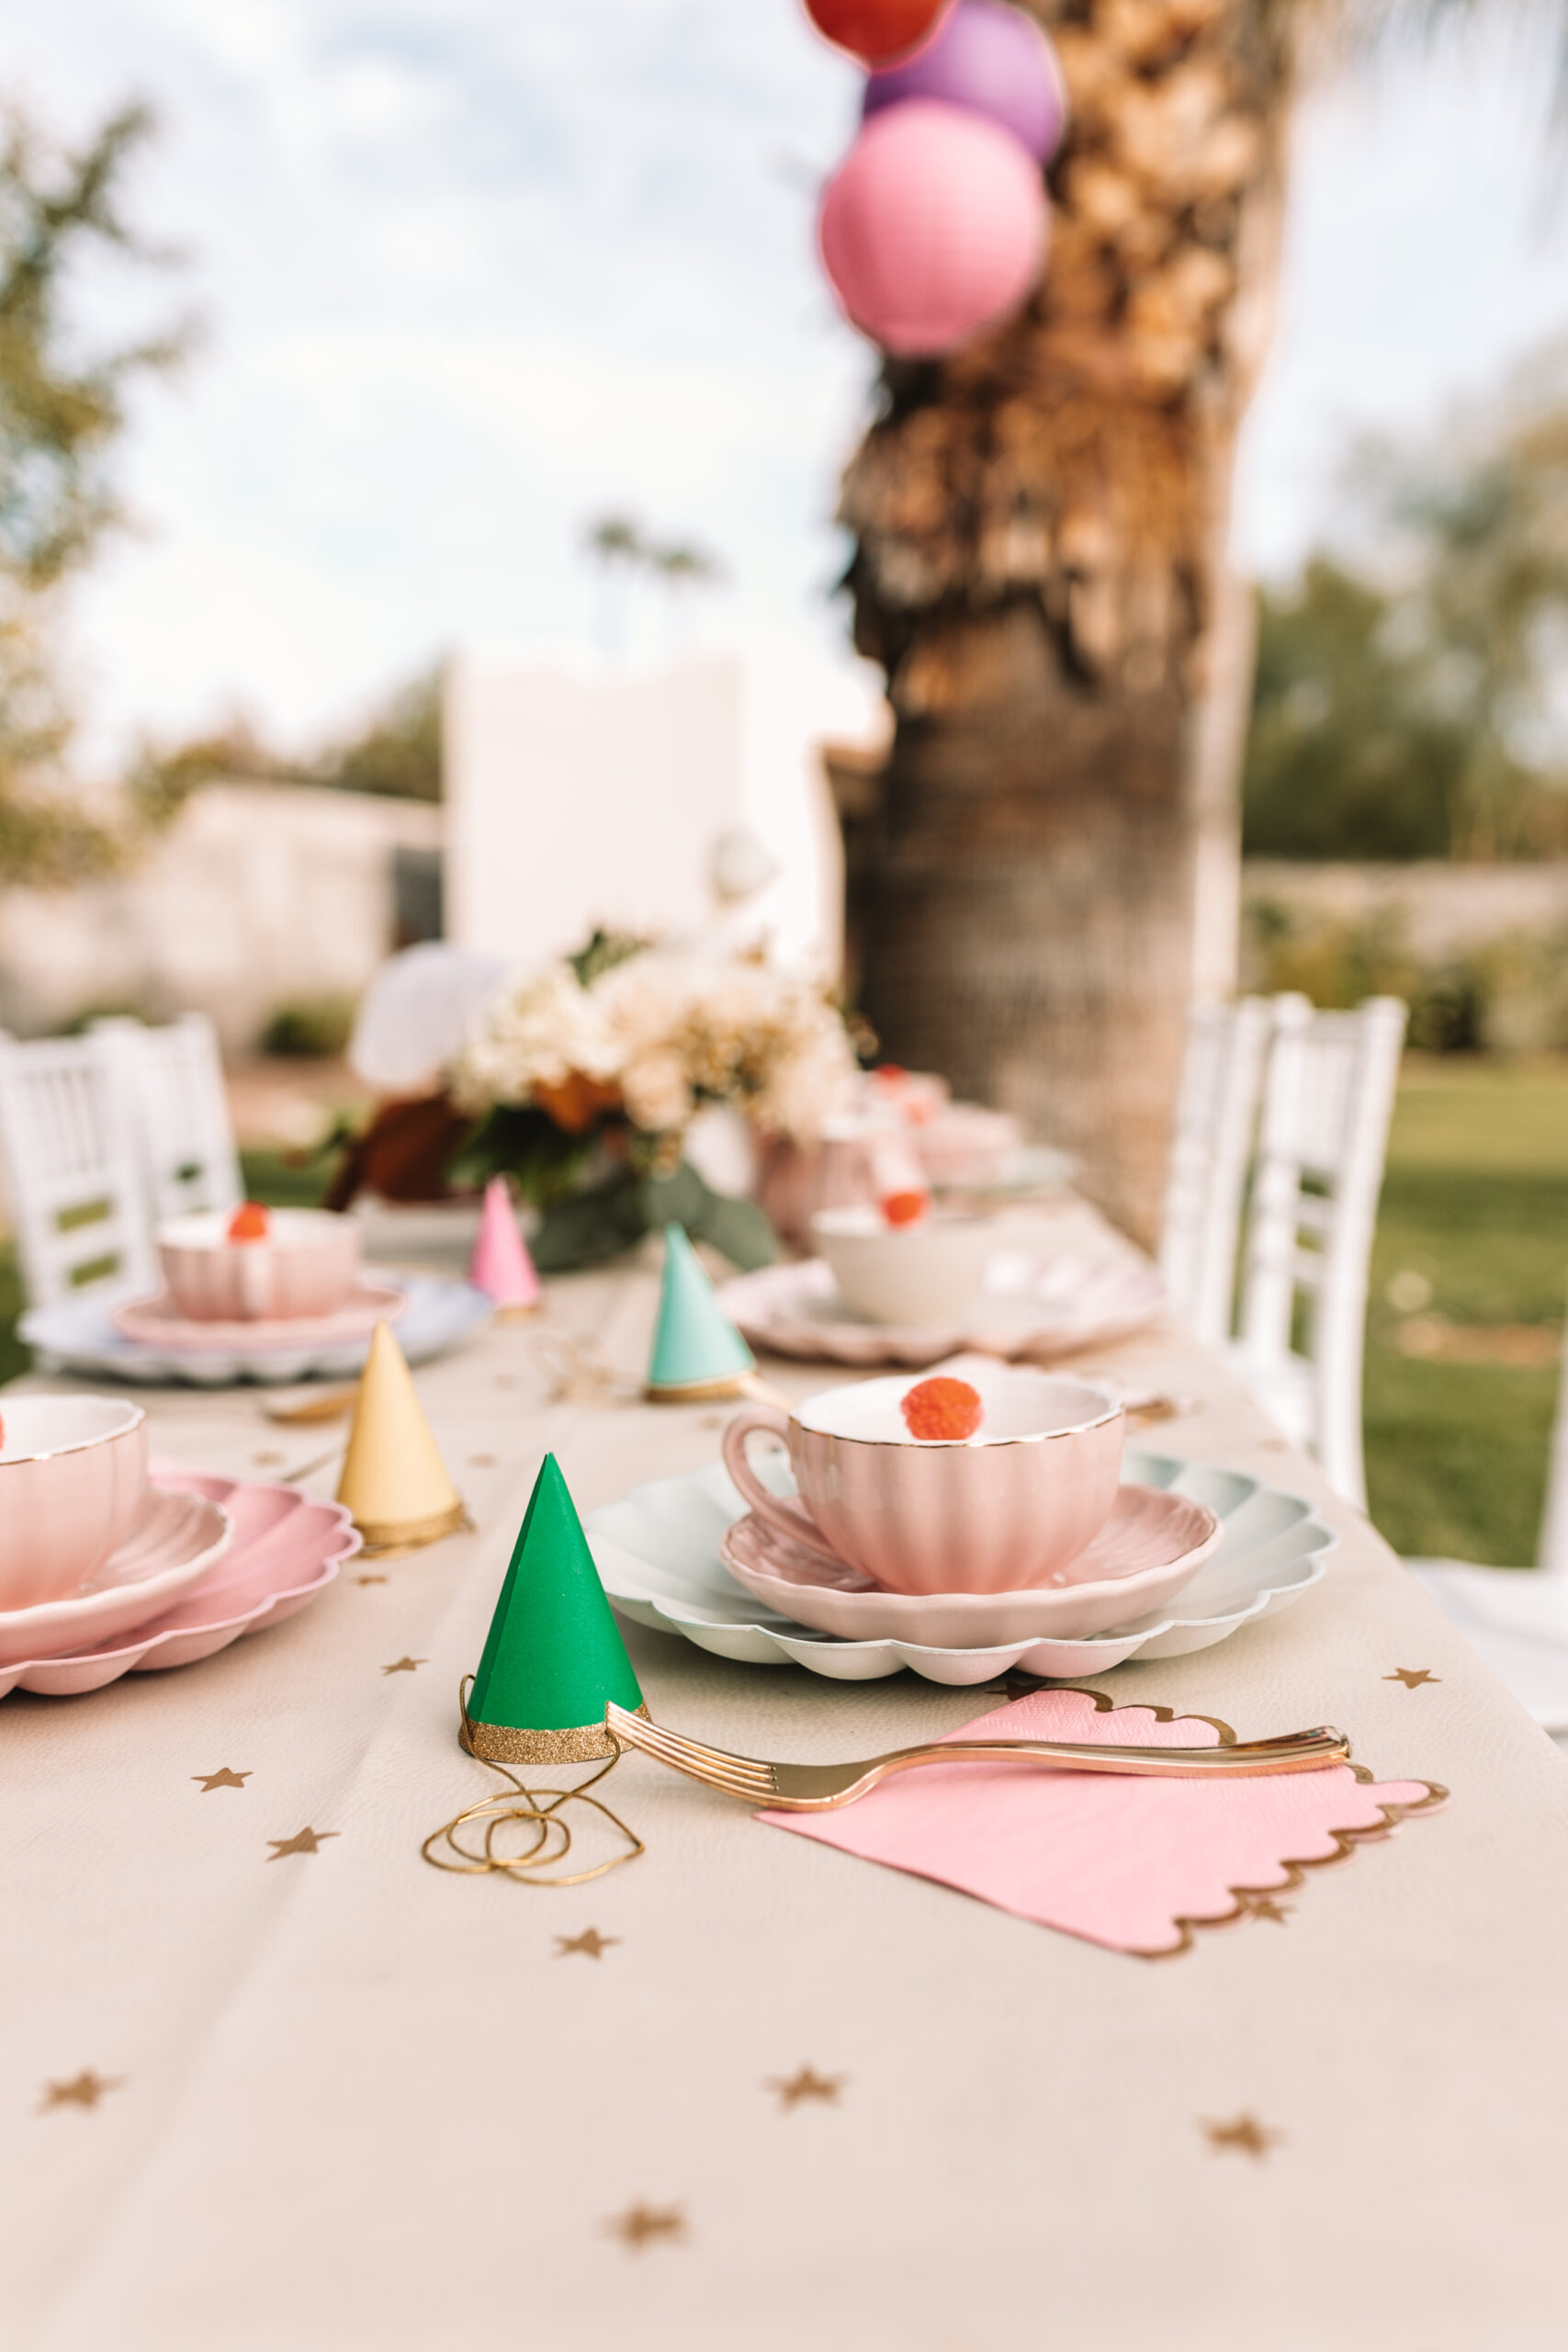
[0,1396,149,1611]
[810,1204,997,1326]
[157,1208,361,1323]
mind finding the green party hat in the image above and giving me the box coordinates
[646,1223,756,1400]
[463,1453,649,1764]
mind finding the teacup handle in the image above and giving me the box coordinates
[721,1404,843,1565]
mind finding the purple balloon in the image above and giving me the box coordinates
[862,0,1066,165]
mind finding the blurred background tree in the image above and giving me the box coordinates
[1245,348,1568,862]
[0,99,192,885]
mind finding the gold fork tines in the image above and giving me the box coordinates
[614,1713,775,1801]
[604,1703,1351,1814]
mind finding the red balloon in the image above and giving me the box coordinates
[818,100,1047,358]
[804,0,953,67]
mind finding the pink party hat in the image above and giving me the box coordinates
[469,1177,542,1314]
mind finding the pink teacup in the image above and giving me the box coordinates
[157,1208,362,1322]
[0,1396,149,1611]
[721,1367,1123,1596]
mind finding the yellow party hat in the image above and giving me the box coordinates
[336,1320,467,1555]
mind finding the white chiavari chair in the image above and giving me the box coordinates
[1158,997,1272,1343]
[1228,993,1407,1510]
[0,1031,155,1306]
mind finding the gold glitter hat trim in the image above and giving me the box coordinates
[459,1702,652,1765]
[645,1372,757,1404]
[355,1499,470,1555]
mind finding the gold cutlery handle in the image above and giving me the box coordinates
[879,1728,1348,1781]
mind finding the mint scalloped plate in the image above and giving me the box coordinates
[584,1450,1336,1687]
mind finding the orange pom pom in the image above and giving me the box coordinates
[900,1375,983,1441]
[881,1188,930,1227]
[226,1202,271,1242]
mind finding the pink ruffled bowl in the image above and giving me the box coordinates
[157,1208,362,1321]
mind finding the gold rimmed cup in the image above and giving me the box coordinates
[721,1366,1123,1597]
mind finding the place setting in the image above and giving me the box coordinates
[21,1197,494,1387]
[423,1326,1442,1958]
[591,1263,1335,1683]
[718,1180,1167,1370]
[0,1393,360,1700]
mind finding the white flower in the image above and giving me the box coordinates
[621,1050,694,1134]
[450,939,859,1145]
[452,963,620,1114]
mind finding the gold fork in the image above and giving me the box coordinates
[604,1702,1349,1812]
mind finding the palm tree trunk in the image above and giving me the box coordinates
[840,0,1291,1244]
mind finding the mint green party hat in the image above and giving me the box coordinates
[462,1453,648,1764]
[646,1223,756,1400]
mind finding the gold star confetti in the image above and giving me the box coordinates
[1240,1894,1291,1925]
[192,1767,251,1792]
[767,2065,845,2111]
[266,1827,339,1860]
[604,2202,687,2251]
[252,1451,286,1467]
[381,1657,426,1675]
[1384,1667,1440,1690]
[468,1453,496,1468]
[1201,2113,1281,2160]
[40,2071,123,2113]
[354,1574,389,1586]
[556,1928,619,1960]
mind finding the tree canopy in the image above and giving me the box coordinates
[0,100,192,887]
[1243,347,1568,860]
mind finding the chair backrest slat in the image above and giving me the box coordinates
[1158,997,1271,1344]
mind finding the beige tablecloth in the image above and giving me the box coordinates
[6,1233,1568,2351]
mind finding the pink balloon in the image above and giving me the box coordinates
[818,99,1047,358]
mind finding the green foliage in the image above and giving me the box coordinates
[259,994,355,1059]
[1243,560,1466,857]
[129,665,445,818]
[448,1102,598,1209]
[1241,894,1568,1052]
[0,1236,27,1385]
[1243,351,1568,863]
[237,1147,333,1208]
[527,1163,776,1275]
[582,511,726,588]
[0,101,193,887]
[314,666,442,801]
[566,926,648,988]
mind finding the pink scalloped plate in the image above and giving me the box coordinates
[111,1282,407,1352]
[0,1460,360,1699]
[719,1482,1222,1647]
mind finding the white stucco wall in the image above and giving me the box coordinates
[445,634,888,978]
[0,782,442,1047]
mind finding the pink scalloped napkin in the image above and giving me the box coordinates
[760,1687,1445,1956]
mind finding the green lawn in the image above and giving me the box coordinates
[3,1099,1565,1565]
[1365,1061,1568,1563]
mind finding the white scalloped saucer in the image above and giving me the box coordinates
[585,1449,1338,1685]
[0,1488,233,1666]
[716,1251,1166,1368]
[718,1483,1222,1648]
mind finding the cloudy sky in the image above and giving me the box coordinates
[4,0,1567,763]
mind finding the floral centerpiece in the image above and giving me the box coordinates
[447,933,861,1270]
